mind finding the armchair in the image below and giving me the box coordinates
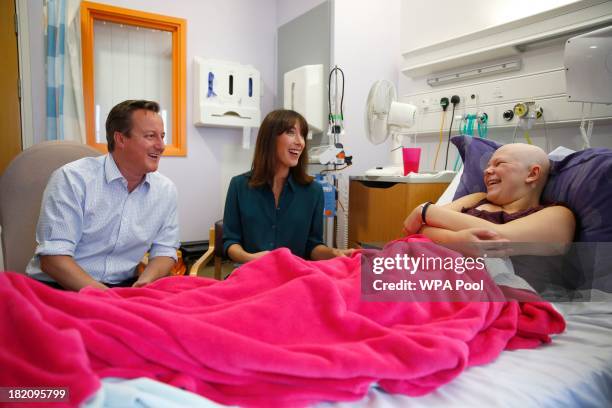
[189,220,224,279]
[0,141,101,272]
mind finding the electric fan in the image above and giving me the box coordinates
[364,80,417,176]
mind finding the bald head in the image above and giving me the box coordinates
[490,143,550,191]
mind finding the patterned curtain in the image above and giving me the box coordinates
[45,0,85,142]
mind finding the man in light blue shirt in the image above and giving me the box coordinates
[26,100,180,290]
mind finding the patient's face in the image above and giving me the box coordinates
[483,149,530,204]
[275,122,305,172]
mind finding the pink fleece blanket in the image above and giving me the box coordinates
[0,239,564,407]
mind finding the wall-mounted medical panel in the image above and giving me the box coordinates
[193,57,261,128]
[283,64,325,133]
[402,68,612,135]
[401,0,612,77]
[565,25,612,104]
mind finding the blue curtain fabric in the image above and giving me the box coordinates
[46,0,67,140]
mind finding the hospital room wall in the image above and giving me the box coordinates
[399,0,612,171]
[22,0,278,242]
[274,0,400,175]
[331,0,402,175]
[276,0,327,27]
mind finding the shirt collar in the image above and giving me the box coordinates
[105,153,151,188]
[286,173,297,191]
[105,154,123,183]
[245,171,296,191]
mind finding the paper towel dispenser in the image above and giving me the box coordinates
[193,58,261,128]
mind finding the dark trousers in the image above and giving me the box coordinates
[38,276,138,290]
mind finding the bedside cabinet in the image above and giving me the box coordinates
[348,176,451,248]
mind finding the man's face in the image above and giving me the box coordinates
[116,109,165,175]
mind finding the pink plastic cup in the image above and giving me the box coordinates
[402,147,421,176]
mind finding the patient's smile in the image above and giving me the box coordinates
[486,178,500,187]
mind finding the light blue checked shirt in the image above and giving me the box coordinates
[26,154,179,284]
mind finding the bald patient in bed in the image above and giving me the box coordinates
[403,143,576,255]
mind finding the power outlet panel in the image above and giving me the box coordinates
[403,68,612,134]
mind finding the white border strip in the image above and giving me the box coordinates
[16,0,34,149]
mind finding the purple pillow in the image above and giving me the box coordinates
[450,135,612,242]
[543,148,612,242]
[451,136,500,200]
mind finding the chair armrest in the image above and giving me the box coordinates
[214,220,224,258]
[189,227,215,276]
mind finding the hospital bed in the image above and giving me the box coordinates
[80,157,612,408]
[84,295,612,408]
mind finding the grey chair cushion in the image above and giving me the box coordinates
[0,141,101,273]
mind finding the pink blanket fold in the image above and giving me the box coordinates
[0,238,564,407]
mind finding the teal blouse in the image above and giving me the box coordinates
[222,172,325,259]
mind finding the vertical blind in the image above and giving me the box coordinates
[93,20,172,144]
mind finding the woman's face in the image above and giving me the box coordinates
[483,149,530,204]
[275,122,305,172]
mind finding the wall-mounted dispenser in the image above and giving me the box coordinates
[194,58,261,148]
[283,64,324,138]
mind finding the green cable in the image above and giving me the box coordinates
[477,113,488,138]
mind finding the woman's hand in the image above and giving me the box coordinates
[227,244,270,264]
[310,245,356,260]
[331,248,356,258]
[248,251,270,262]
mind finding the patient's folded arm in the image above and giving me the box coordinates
[420,226,511,257]
[420,226,569,257]
[425,204,575,245]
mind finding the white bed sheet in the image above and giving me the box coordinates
[322,299,612,408]
[84,300,612,408]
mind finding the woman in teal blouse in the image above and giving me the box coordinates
[223,110,354,263]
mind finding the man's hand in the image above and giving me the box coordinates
[40,255,108,291]
[132,274,156,288]
[133,256,175,287]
